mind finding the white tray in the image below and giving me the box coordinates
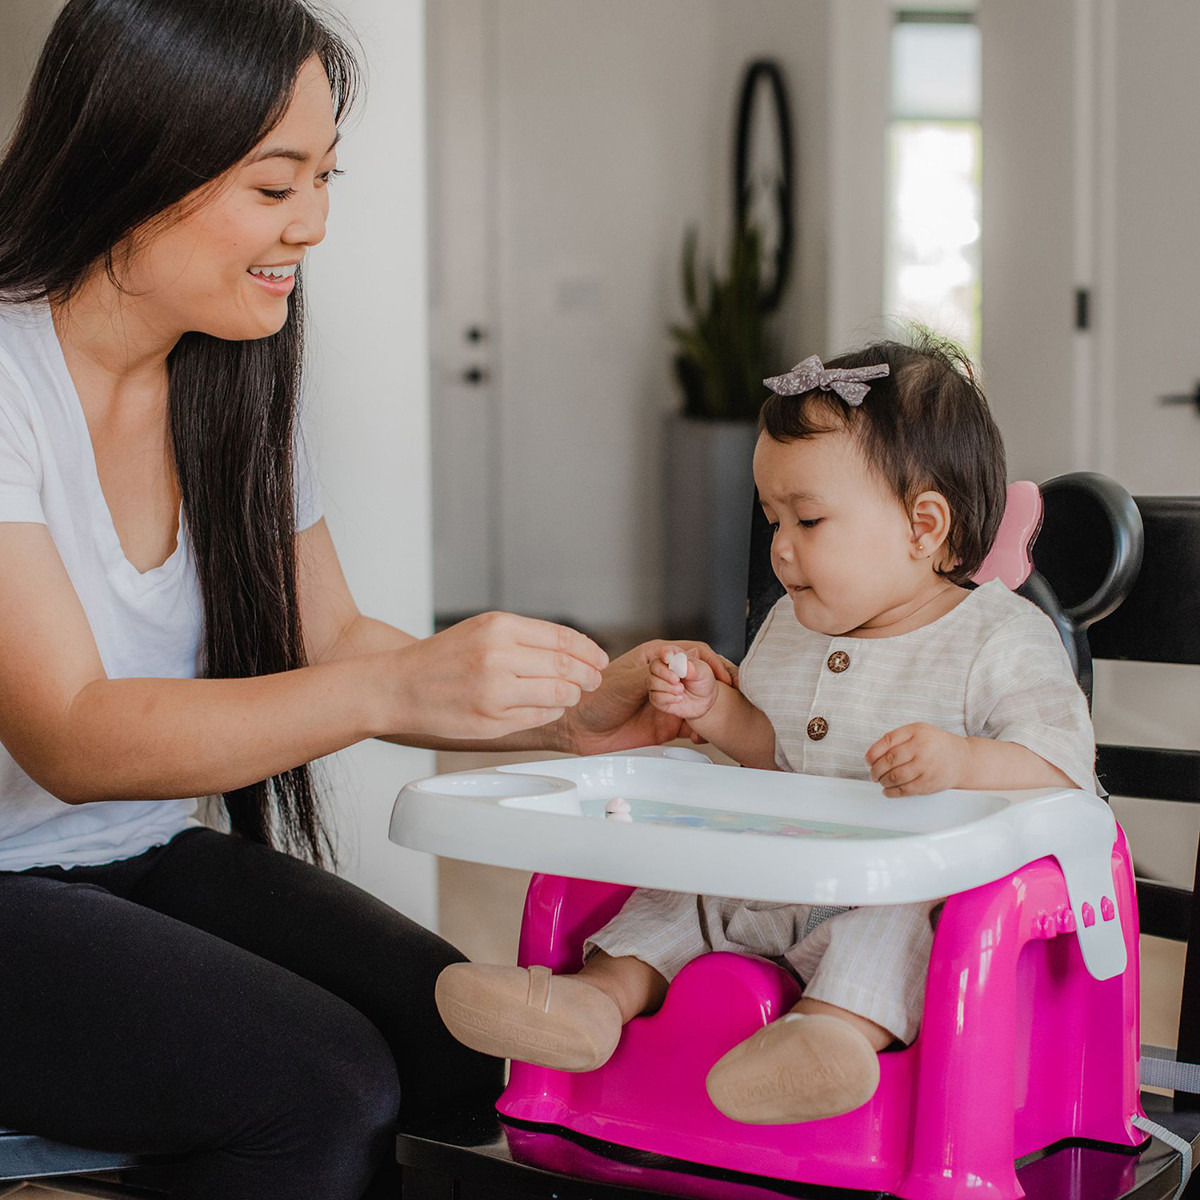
[390,748,1127,980]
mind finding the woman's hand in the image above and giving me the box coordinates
[378,612,609,741]
[648,646,720,722]
[556,639,736,755]
[865,723,971,797]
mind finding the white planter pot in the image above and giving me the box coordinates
[663,415,760,660]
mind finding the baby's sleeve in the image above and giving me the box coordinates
[964,608,1097,792]
[0,363,45,525]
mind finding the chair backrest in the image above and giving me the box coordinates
[1034,488,1200,1108]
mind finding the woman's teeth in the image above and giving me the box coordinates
[248,264,297,279]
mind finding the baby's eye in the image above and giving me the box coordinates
[765,520,780,533]
[798,518,822,529]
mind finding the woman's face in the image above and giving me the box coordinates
[117,56,340,342]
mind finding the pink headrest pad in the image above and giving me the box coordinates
[971,481,1043,590]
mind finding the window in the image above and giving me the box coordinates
[885,11,981,358]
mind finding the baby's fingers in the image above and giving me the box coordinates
[649,663,687,703]
[648,668,684,695]
[865,725,914,767]
[658,645,692,681]
[882,771,936,798]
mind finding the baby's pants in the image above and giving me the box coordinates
[586,889,938,1045]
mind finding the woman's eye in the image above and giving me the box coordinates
[259,187,296,201]
[318,167,345,185]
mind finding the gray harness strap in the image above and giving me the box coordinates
[1135,1045,1200,1200]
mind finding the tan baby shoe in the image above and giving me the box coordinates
[435,962,622,1072]
[705,1012,881,1124]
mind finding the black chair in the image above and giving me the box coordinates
[1032,479,1200,1139]
[395,473,1200,1200]
[0,1136,173,1197]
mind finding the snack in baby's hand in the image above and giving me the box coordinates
[667,651,689,680]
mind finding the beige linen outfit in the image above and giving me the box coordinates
[586,581,1097,1044]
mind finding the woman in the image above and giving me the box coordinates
[0,2,727,1197]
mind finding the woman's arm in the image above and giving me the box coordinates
[0,522,605,802]
[296,521,737,755]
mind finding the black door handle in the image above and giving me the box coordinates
[1159,382,1200,415]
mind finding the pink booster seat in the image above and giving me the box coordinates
[500,842,1144,1200]
[498,482,1146,1200]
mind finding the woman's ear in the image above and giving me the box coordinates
[909,490,952,561]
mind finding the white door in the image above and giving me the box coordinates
[1096,1,1200,497]
[427,0,498,618]
[982,0,1200,891]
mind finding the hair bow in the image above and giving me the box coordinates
[763,355,891,407]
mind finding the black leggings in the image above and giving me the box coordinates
[0,827,501,1199]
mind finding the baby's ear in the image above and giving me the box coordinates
[910,490,952,560]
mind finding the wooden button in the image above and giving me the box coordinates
[826,650,850,674]
[807,717,829,741]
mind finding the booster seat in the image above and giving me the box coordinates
[501,843,1141,1200]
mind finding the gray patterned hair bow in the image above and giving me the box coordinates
[763,355,891,407]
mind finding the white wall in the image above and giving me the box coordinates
[470,1,827,631]
[306,0,437,928]
[0,0,62,142]
[825,0,889,352]
[978,0,1077,483]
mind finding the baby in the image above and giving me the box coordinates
[436,335,1095,1126]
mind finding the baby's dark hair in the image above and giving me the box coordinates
[758,333,1007,586]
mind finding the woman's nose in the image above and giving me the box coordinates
[284,191,328,249]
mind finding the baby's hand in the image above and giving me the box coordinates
[865,723,971,797]
[648,645,719,722]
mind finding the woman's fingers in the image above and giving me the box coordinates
[503,614,608,672]
[509,645,605,692]
[457,614,607,717]
[486,675,582,713]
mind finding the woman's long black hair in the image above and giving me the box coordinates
[0,0,361,865]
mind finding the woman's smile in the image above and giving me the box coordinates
[247,261,300,297]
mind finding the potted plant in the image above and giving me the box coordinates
[664,222,776,659]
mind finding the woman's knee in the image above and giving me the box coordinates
[278,1004,401,1144]
[212,995,401,1200]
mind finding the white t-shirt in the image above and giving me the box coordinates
[739,580,1097,794]
[0,301,323,871]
